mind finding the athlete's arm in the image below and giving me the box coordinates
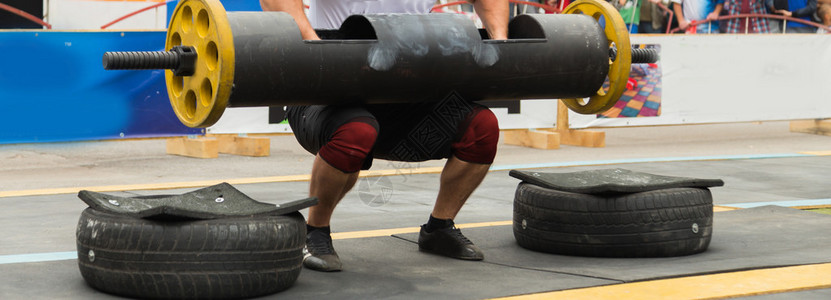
[469,0,509,39]
[260,0,320,40]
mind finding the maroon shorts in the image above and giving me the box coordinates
[287,93,487,170]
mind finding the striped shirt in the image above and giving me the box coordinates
[723,0,771,33]
[308,0,435,29]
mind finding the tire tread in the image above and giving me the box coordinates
[76,208,304,299]
[513,183,714,257]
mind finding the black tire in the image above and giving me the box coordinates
[76,208,305,299]
[513,183,713,257]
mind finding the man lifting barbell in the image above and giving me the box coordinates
[101,0,658,273]
[260,0,510,272]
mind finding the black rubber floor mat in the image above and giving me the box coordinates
[78,182,317,219]
[394,206,831,283]
[509,168,724,194]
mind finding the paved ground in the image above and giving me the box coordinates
[2,121,829,192]
[2,121,831,299]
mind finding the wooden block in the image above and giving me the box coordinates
[503,129,560,150]
[558,129,606,148]
[553,102,605,147]
[166,137,218,159]
[216,135,270,157]
[790,119,831,136]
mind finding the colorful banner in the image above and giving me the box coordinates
[599,44,662,118]
[0,31,200,144]
[569,35,831,128]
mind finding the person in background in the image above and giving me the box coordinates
[545,0,571,12]
[817,0,831,32]
[672,0,724,33]
[510,0,544,16]
[640,0,669,33]
[767,0,817,32]
[614,0,644,33]
[723,0,770,33]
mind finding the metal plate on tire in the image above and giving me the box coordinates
[509,168,724,194]
[78,182,317,219]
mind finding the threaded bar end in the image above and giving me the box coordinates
[631,48,659,64]
[103,51,180,70]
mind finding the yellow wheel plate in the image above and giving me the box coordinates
[561,0,631,115]
[165,0,234,128]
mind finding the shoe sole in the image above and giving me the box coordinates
[418,246,484,261]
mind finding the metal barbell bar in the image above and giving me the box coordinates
[103,0,658,128]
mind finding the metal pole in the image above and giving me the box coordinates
[629,0,640,33]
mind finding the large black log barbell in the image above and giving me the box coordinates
[103,0,657,128]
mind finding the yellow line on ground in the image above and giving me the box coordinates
[456,220,514,228]
[0,174,311,198]
[4,150,829,198]
[713,205,740,212]
[492,263,831,300]
[799,151,831,156]
[331,221,513,240]
[332,226,421,240]
[332,213,738,240]
[359,167,445,178]
[0,166,446,198]
[794,204,831,210]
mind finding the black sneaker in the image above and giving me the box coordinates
[418,225,484,261]
[303,229,342,272]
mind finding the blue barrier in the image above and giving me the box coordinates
[0,0,265,144]
[0,31,200,144]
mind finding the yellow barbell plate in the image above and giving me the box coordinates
[561,0,632,115]
[165,0,234,128]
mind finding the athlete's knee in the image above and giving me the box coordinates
[452,108,498,164]
[318,119,379,173]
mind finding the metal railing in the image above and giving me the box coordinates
[10,0,825,33]
[0,2,52,29]
[668,13,831,33]
[433,0,831,34]
[100,0,172,29]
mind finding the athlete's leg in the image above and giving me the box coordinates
[419,107,499,260]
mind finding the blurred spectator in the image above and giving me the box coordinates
[766,0,788,32]
[510,0,544,16]
[723,0,770,33]
[640,0,669,33]
[817,0,831,32]
[672,0,724,33]
[766,0,817,32]
[613,0,643,32]
[545,0,571,12]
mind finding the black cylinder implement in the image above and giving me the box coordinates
[225,12,610,107]
[103,13,614,106]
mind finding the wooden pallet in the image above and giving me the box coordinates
[790,119,831,137]
[504,101,605,149]
[166,134,270,158]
